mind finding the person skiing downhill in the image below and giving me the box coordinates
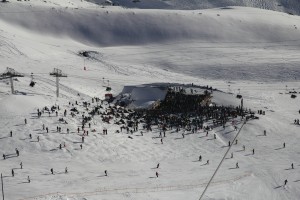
[156,172,159,178]
[157,163,160,168]
[199,155,202,162]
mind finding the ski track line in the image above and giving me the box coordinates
[19,172,252,200]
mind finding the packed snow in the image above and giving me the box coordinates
[0,0,300,200]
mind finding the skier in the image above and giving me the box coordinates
[141,131,143,136]
[46,127,49,133]
[206,160,209,165]
[252,149,255,155]
[283,142,286,148]
[236,162,239,168]
[231,152,233,159]
[12,169,14,177]
[59,144,62,149]
[291,163,294,169]
[29,134,32,139]
[263,130,266,136]
[27,176,30,183]
[243,145,245,151]
[24,118,27,125]
[182,133,185,138]
[3,154,5,160]
[80,144,83,149]
[228,141,231,147]
[235,140,238,145]
[16,148,19,157]
[37,136,39,142]
[10,131,12,137]
[43,124,45,130]
[157,163,160,169]
[65,167,68,174]
[214,134,216,139]
[104,170,107,176]
[161,138,163,144]
[20,162,23,169]
[206,131,208,137]
[156,172,159,178]
[284,179,288,186]
[199,155,202,162]
[51,168,54,174]
[82,136,84,143]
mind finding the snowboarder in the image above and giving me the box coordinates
[20,162,23,169]
[199,155,202,162]
[27,176,30,183]
[51,168,54,174]
[104,170,107,176]
[236,162,239,168]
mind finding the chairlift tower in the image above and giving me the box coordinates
[0,67,24,94]
[49,68,67,97]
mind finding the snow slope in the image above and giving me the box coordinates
[88,0,300,15]
[0,1,300,200]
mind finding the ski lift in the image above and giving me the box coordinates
[29,73,36,87]
[29,81,35,87]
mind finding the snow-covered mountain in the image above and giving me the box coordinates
[88,0,300,15]
[0,0,300,200]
